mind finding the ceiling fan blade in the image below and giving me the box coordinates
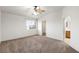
[37,10,45,14]
[41,10,45,12]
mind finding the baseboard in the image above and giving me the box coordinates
[1,34,39,42]
[69,44,79,52]
[64,41,79,52]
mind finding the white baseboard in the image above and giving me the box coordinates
[1,34,38,42]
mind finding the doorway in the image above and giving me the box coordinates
[64,16,71,44]
[42,20,46,36]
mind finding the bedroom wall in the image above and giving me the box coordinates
[38,16,46,36]
[38,19,42,35]
[62,6,79,52]
[1,12,38,41]
[45,10,63,40]
[0,10,1,42]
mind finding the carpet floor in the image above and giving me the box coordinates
[0,36,78,53]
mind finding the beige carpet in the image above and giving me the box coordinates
[0,36,78,53]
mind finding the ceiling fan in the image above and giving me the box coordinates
[33,6,45,15]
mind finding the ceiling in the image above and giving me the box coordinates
[0,6,64,18]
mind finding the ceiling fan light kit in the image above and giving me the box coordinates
[33,6,45,15]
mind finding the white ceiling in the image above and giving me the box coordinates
[0,6,64,18]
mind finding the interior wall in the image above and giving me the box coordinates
[1,12,38,41]
[0,10,1,42]
[62,6,79,52]
[38,17,46,35]
[38,19,42,35]
[45,10,63,40]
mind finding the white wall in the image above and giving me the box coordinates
[1,12,38,41]
[62,7,79,52]
[45,10,63,40]
[0,10,1,42]
[38,17,46,35]
[38,19,42,35]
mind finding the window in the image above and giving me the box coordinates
[26,20,36,30]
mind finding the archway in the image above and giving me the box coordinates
[64,16,71,44]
